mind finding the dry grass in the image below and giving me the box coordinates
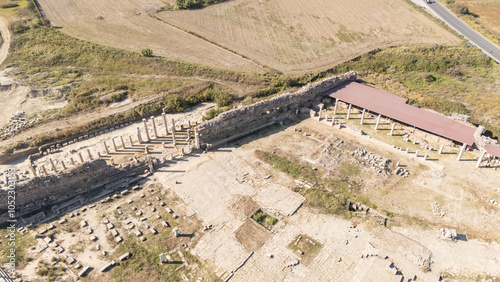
[36,0,458,74]
[157,0,459,73]
[444,0,500,43]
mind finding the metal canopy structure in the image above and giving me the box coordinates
[326,81,477,145]
[486,143,500,158]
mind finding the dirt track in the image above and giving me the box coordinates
[37,0,460,73]
[0,16,11,67]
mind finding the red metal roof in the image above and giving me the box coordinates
[486,143,500,158]
[326,81,477,145]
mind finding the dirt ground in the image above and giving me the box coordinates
[36,0,459,74]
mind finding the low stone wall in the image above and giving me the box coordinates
[195,71,357,144]
[0,158,149,220]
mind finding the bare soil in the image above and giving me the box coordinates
[36,0,266,73]
[36,0,459,74]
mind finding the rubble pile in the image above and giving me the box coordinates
[432,201,445,217]
[352,148,391,176]
[0,111,38,139]
[438,228,457,241]
[394,167,410,178]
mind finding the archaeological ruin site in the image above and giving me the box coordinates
[1,71,500,281]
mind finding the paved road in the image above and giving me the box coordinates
[427,1,500,63]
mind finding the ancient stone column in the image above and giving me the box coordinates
[476,150,486,169]
[346,104,352,120]
[103,141,110,155]
[162,113,168,136]
[136,126,143,144]
[171,118,176,133]
[187,129,191,140]
[438,145,444,154]
[49,158,57,172]
[334,98,339,115]
[415,150,419,157]
[195,128,200,150]
[78,152,84,163]
[120,135,126,149]
[87,149,93,160]
[170,153,174,160]
[424,153,428,161]
[97,152,101,158]
[143,118,151,142]
[390,123,396,136]
[318,104,323,121]
[41,165,48,175]
[61,160,67,170]
[151,116,158,139]
[457,143,467,161]
[70,157,75,166]
[147,155,154,173]
[112,138,118,152]
[325,115,329,123]
[29,165,37,177]
[406,148,409,153]
[181,148,185,156]
[360,109,366,125]
[172,126,176,146]
[331,116,335,126]
[145,145,149,154]
[375,114,381,130]
[128,135,134,147]
[188,120,191,128]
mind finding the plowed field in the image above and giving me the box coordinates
[38,0,459,73]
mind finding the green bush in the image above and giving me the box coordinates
[140,48,153,57]
[203,108,224,120]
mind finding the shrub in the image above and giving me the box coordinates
[140,48,153,57]
[446,66,462,78]
[419,72,435,82]
[453,4,470,15]
[1,3,19,8]
[203,108,224,120]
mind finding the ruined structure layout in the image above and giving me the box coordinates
[1,72,500,281]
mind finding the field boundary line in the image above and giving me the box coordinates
[149,13,273,72]
[30,0,50,26]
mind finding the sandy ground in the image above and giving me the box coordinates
[36,0,459,74]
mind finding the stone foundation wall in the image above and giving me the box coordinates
[195,71,357,144]
[0,159,148,218]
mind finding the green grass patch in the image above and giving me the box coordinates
[255,150,364,218]
[251,210,278,230]
[0,230,36,270]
